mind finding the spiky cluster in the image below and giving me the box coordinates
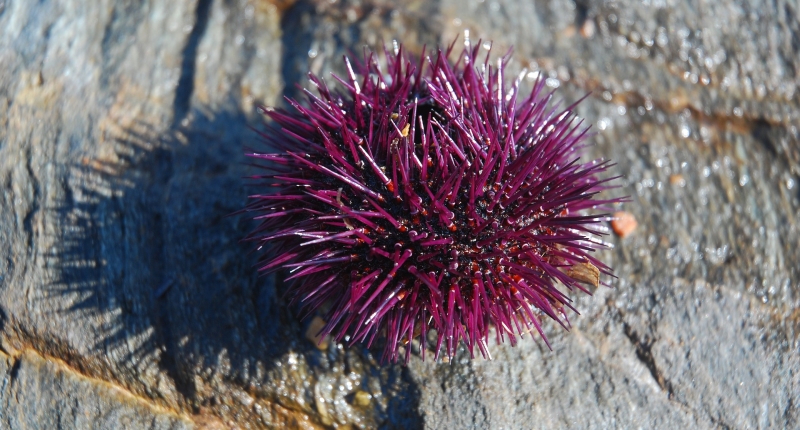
[245,41,618,363]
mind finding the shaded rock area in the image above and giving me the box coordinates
[0,0,797,428]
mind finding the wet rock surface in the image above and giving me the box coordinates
[0,0,797,428]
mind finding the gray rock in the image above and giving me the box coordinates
[0,0,797,428]
[0,350,192,429]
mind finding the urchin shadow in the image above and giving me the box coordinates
[45,102,422,426]
[43,108,299,407]
[39,121,174,380]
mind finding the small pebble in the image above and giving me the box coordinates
[580,20,596,38]
[353,390,372,407]
[611,211,637,238]
[669,174,686,187]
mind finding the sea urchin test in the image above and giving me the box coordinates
[244,41,621,363]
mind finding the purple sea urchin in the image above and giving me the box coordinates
[245,40,620,363]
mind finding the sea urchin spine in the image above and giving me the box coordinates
[244,40,620,363]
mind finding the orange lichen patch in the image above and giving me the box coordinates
[611,211,637,238]
[305,316,330,350]
[565,261,600,287]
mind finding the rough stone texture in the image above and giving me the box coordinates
[0,350,192,429]
[0,0,797,429]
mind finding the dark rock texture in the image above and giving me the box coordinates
[0,0,797,428]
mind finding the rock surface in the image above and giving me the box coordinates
[0,0,797,428]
